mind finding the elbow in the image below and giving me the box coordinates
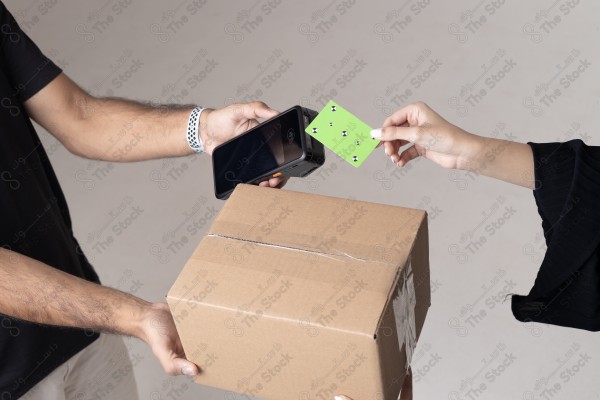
[60,93,105,160]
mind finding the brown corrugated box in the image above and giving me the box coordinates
[167,184,430,400]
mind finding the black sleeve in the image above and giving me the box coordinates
[0,1,62,101]
[511,139,600,331]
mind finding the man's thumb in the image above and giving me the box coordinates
[173,357,199,376]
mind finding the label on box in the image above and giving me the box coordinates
[392,259,417,370]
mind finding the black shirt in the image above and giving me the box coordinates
[0,3,100,397]
[512,140,600,331]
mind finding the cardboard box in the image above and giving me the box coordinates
[167,184,430,400]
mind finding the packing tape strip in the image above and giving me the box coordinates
[391,257,417,371]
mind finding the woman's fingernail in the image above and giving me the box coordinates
[182,366,195,376]
[370,128,382,139]
[334,396,345,400]
[390,156,396,164]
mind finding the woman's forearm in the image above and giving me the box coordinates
[465,136,535,189]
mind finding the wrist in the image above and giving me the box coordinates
[456,131,487,172]
[116,294,152,340]
[134,302,173,344]
[199,107,214,155]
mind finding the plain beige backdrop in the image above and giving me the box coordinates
[5,0,600,398]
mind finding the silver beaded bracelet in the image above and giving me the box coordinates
[186,106,205,153]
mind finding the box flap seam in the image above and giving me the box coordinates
[206,233,395,265]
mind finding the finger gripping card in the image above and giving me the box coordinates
[305,100,379,167]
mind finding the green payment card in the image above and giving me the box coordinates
[305,100,379,167]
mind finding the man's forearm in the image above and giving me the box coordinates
[69,95,199,162]
[25,73,204,162]
[0,247,147,337]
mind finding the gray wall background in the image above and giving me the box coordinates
[6,0,600,398]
